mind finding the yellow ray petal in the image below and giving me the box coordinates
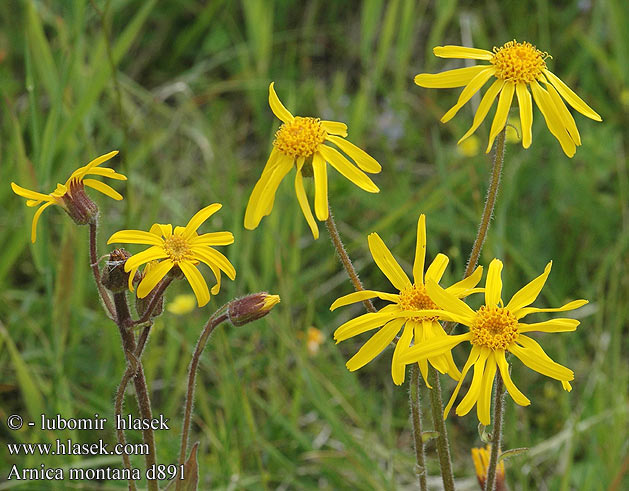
[441,68,495,123]
[85,167,127,180]
[456,348,490,417]
[443,345,481,419]
[320,120,348,137]
[425,279,476,323]
[486,81,515,152]
[268,82,294,123]
[391,323,414,385]
[334,311,399,342]
[191,231,235,246]
[137,259,174,298]
[345,318,405,372]
[412,214,427,284]
[414,65,489,88]
[476,353,497,425]
[425,253,449,283]
[433,45,494,60]
[505,261,552,312]
[485,259,503,307]
[458,80,504,143]
[515,83,533,148]
[517,318,580,334]
[515,299,588,320]
[243,149,284,229]
[192,247,236,280]
[509,335,574,381]
[125,246,169,271]
[318,145,379,193]
[208,263,222,295]
[325,135,381,173]
[11,182,53,202]
[108,229,164,246]
[496,351,530,406]
[543,69,602,121]
[367,233,411,291]
[294,161,319,239]
[544,81,581,145]
[530,80,576,157]
[330,290,399,311]
[445,265,483,297]
[400,332,471,365]
[82,179,123,200]
[250,155,295,226]
[30,201,55,243]
[179,262,211,307]
[312,151,328,220]
[183,203,222,238]
[83,150,119,170]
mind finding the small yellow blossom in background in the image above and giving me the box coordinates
[11,151,125,242]
[505,116,521,144]
[331,214,484,385]
[415,41,602,157]
[306,327,325,355]
[244,82,381,239]
[400,258,588,425]
[457,134,481,157]
[472,446,506,491]
[167,294,197,315]
[108,204,236,307]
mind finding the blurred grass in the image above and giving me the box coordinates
[0,0,627,489]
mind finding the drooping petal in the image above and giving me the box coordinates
[412,214,427,284]
[84,167,127,180]
[367,233,411,291]
[246,155,295,228]
[391,323,414,385]
[509,335,574,381]
[543,69,602,121]
[179,261,211,307]
[320,120,348,137]
[124,246,169,271]
[445,265,483,297]
[11,182,54,202]
[486,81,515,152]
[441,68,495,123]
[191,231,234,246]
[191,247,236,280]
[515,299,588,320]
[399,332,472,365]
[517,318,580,334]
[515,82,533,148]
[485,259,503,307]
[544,81,581,145]
[137,259,174,298]
[505,261,552,312]
[183,203,222,238]
[318,145,379,193]
[443,345,481,419]
[330,290,399,311]
[294,160,319,239]
[456,348,490,417]
[108,229,164,246]
[334,311,400,342]
[345,318,405,372]
[82,179,123,200]
[530,80,576,157]
[458,80,505,143]
[433,45,494,60]
[30,202,55,243]
[496,351,530,406]
[325,135,381,173]
[425,279,476,323]
[208,263,222,295]
[268,82,294,123]
[312,151,328,220]
[243,149,285,229]
[425,253,449,283]
[414,65,489,88]
[476,353,497,425]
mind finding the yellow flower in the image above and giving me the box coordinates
[108,204,236,307]
[414,41,602,157]
[244,83,381,239]
[11,151,125,242]
[400,258,588,424]
[166,294,197,315]
[331,215,483,385]
[306,327,325,356]
[472,446,506,491]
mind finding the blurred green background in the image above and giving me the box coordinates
[1,0,627,489]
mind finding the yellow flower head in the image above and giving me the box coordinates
[166,294,197,315]
[244,83,381,239]
[414,41,602,157]
[331,215,483,385]
[11,151,125,242]
[400,258,588,425]
[108,204,236,307]
[472,446,506,491]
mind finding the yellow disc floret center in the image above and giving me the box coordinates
[470,306,519,350]
[163,235,192,263]
[273,117,327,158]
[398,284,439,321]
[491,40,548,84]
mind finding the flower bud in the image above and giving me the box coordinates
[101,249,136,293]
[61,180,99,225]
[227,292,280,327]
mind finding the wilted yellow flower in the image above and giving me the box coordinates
[472,446,506,491]
[108,204,235,307]
[11,151,125,242]
[167,294,197,315]
[400,258,588,424]
[244,83,381,239]
[331,215,483,385]
[415,41,602,157]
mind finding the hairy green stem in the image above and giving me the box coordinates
[176,310,229,490]
[485,375,505,491]
[428,367,455,491]
[88,221,115,319]
[409,365,428,491]
[324,206,376,313]
[132,278,172,325]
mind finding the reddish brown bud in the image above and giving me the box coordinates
[61,180,99,225]
[227,293,280,327]
[101,249,136,293]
